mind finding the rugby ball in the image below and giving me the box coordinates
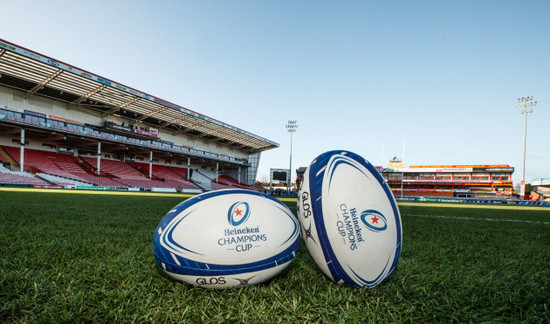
[153,189,300,289]
[297,150,402,287]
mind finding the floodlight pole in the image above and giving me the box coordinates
[286,120,298,194]
[401,141,405,199]
[514,96,537,198]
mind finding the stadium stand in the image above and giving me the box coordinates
[0,38,278,192]
[532,177,550,202]
[381,164,515,199]
[2,146,91,183]
[35,173,93,187]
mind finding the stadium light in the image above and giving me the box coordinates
[514,96,537,198]
[286,120,298,194]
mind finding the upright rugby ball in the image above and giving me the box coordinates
[153,189,300,289]
[298,150,402,287]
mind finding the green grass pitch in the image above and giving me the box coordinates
[1,191,548,322]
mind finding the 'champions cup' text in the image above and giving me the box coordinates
[218,226,267,252]
[337,204,364,250]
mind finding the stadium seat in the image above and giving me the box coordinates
[211,175,262,192]
[1,146,129,187]
[126,161,201,190]
[2,146,91,183]
[82,157,186,189]
[0,165,50,186]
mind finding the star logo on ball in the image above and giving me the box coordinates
[360,210,387,232]
[228,201,250,226]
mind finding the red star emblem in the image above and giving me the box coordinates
[234,209,243,217]
[371,215,379,224]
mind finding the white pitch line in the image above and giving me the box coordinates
[404,213,550,225]
[397,201,550,211]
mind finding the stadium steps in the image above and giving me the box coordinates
[165,167,203,190]
[77,157,101,175]
[212,175,261,192]
[80,157,131,180]
[0,146,19,169]
[167,166,188,180]
[0,165,50,186]
[127,163,163,181]
[191,169,212,191]
[160,165,203,189]
[82,157,176,189]
[34,174,57,186]
[36,173,95,187]
[133,163,201,191]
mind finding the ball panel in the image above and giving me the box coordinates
[153,189,301,288]
[158,195,299,265]
[298,150,402,287]
[322,153,401,286]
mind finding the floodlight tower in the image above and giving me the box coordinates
[514,96,537,197]
[286,120,298,194]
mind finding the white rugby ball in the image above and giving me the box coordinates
[153,189,300,289]
[297,150,402,287]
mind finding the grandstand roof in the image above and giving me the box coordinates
[0,39,278,153]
